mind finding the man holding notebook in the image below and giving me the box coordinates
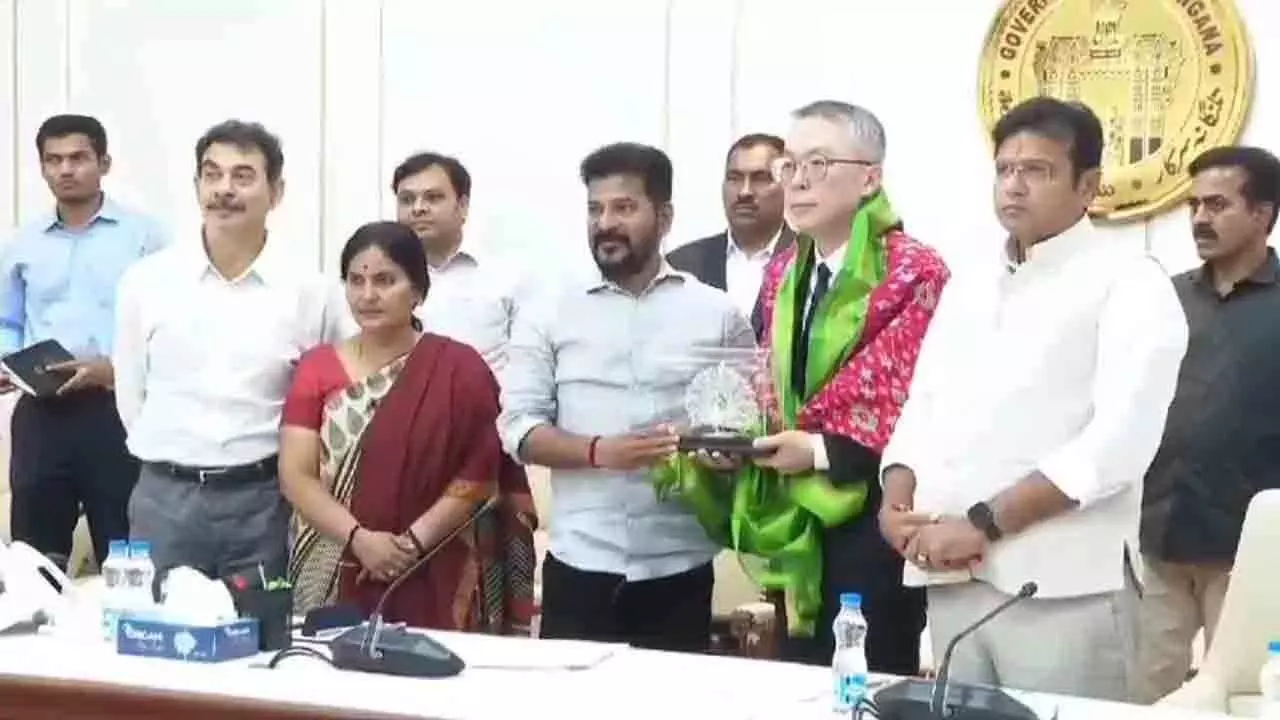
[0,115,167,569]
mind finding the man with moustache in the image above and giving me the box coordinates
[0,114,166,569]
[114,120,350,583]
[1135,146,1280,703]
[668,134,793,338]
[498,142,754,651]
[879,97,1187,700]
[392,152,522,369]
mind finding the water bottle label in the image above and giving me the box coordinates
[834,673,868,710]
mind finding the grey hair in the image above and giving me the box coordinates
[791,100,886,163]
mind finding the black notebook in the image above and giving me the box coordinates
[1,340,75,397]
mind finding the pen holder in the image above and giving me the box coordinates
[230,586,293,652]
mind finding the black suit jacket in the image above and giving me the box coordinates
[666,227,795,339]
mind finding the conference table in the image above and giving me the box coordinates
[0,624,1236,720]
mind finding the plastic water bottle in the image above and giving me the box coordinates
[1260,641,1280,720]
[100,539,129,642]
[124,540,157,614]
[832,592,870,713]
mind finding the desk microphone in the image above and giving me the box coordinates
[874,581,1040,720]
[329,497,499,678]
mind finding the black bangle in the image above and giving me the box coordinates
[344,524,361,552]
[404,527,427,556]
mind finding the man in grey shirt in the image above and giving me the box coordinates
[498,142,754,652]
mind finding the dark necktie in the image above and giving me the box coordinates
[803,263,832,342]
[795,263,831,391]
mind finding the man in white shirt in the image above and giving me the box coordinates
[392,152,521,369]
[498,142,754,652]
[114,120,349,584]
[878,97,1188,701]
[667,134,794,338]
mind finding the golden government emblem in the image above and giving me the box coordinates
[978,0,1254,222]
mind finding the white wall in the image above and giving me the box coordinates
[0,0,1277,280]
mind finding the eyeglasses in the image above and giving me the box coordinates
[994,160,1056,185]
[771,155,875,184]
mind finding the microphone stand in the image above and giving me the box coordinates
[359,495,500,659]
[328,497,499,677]
[929,582,1037,715]
[874,581,1040,720]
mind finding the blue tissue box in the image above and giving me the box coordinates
[115,614,260,662]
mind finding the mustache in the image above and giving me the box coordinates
[206,196,244,212]
[592,230,631,249]
[1193,223,1218,240]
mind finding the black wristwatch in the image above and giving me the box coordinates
[966,501,1004,543]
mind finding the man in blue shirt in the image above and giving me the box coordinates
[0,114,166,569]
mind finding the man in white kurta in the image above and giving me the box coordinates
[877,97,1188,701]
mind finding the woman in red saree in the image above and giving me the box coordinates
[279,221,534,633]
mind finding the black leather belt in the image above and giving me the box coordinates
[151,455,279,485]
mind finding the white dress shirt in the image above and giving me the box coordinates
[416,243,521,371]
[724,228,783,319]
[880,217,1188,599]
[113,240,352,467]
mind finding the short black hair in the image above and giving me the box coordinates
[580,142,673,205]
[340,221,430,331]
[195,120,284,183]
[1190,145,1280,233]
[992,97,1103,180]
[725,133,784,165]
[391,152,472,200]
[36,114,107,157]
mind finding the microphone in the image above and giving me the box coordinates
[930,581,1037,714]
[329,496,500,678]
[874,581,1040,720]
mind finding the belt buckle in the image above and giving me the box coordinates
[197,467,229,484]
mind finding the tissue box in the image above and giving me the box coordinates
[116,614,260,662]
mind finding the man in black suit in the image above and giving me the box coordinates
[667,134,793,338]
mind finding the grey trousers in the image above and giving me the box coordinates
[926,574,1138,703]
[128,462,290,589]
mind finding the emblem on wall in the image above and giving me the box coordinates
[978,0,1253,222]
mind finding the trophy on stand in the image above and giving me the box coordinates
[668,346,773,458]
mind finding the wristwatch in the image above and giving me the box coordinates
[966,501,1004,543]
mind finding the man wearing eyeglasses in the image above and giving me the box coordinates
[671,100,948,673]
[877,97,1187,700]
[667,134,793,339]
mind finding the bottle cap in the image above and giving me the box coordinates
[839,592,862,609]
[107,539,128,556]
[129,540,152,558]
[1269,640,1280,654]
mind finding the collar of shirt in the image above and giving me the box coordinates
[813,238,848,278]
[1002,214,1098,272]
[1191,247,1280,292]
[428,239,485,275]
[726,226,784,262]
[41,194,123,232]
[585,262,687,296]
[182,231,282,285]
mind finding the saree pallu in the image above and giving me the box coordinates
[289,336,536,634]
